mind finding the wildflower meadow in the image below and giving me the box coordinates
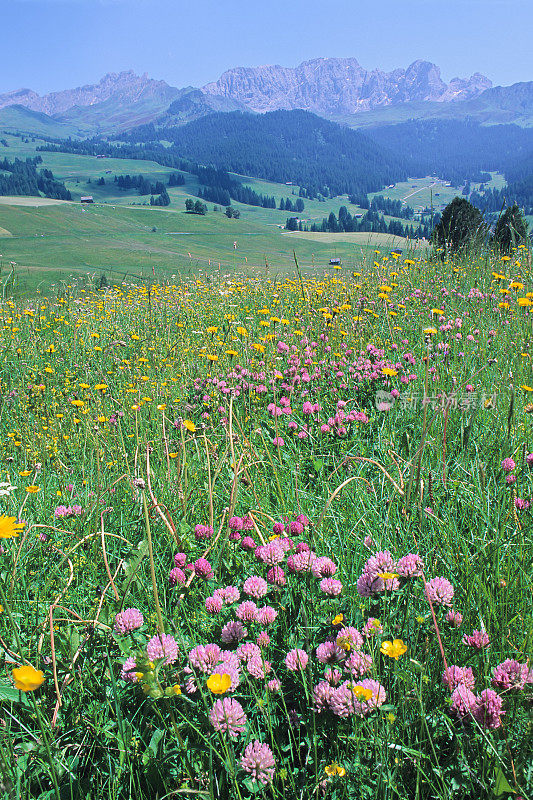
[0,247,532,799]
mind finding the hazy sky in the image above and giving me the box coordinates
[3,0,532,94]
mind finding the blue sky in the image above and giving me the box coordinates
[3,0,532,94]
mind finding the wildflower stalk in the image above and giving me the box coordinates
[203,432,214,530]
[141,489,165,635]
[0,580,61,800]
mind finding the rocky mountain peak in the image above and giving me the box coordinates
[202,57,492,115]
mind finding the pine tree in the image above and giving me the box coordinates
[433,197,487,255]
[492,204,529,254]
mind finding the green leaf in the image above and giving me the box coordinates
[0,679,29,705]
[121,539,148,591]
[68,625,80,657]
[493,766,515,796]
[243,777,263,794]
[0,680,20,702]
[149,728,164,758]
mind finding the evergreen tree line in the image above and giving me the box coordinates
[368,120,533,185]
[469,179,533,216]
[168,173,185,186]
[369,195,414,219]
[0,156,71,200]
[195,165,277,208]
[38,139,195,173]
[185,198,208,215]
[150,189,170,206]
[279,197,304,212]
[432,197,530,255]
[307,206,432,239]
[115,174,167,195]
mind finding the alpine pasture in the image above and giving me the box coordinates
[0,240,531,799]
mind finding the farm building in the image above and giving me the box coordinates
[80,196,94,204]
[329,257,341,265]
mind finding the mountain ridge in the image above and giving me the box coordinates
[202,57,492,115]
[0,70,180,116]
[0,62,532,137]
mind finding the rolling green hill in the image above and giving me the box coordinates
[0,105,89,138]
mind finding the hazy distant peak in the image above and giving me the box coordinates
[203,57,492,115]
[0,70,177,116]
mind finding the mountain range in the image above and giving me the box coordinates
[202,58,492,115]
[0,58,531,136]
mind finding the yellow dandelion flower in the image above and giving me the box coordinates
[25,485,40,494]
[382,368,398,377]
[183,420,196,432]
[0,516,25,539]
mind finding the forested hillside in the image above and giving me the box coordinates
[0,156,71,199]
[118,110,408,198]
[367,120,533,185]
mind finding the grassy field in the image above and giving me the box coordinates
[369,173,506,213]
[0,133,511,300]
[0,196,419,296]
[0,244,531,800]
[0,133,369,226]
[1,132,421,293]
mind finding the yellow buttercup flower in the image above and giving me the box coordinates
[325,762,346,777]
[0,516,25,539]
[12,664,45,692]
[380,639,407,660]
[351,684,373,701]
[207,673,231,694]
